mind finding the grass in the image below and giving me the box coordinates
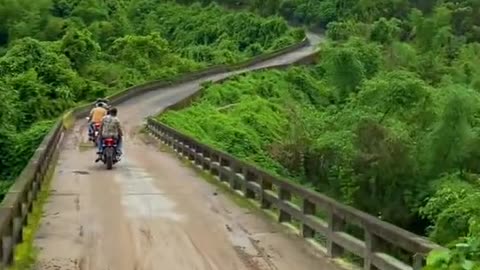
[8,152,58,270]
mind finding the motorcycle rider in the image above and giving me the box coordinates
[95,98,109,108]
[88,102,107,139]
[96,107,123,162]
[98,98,113,115]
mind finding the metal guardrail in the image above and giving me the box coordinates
[0,37,311,268]
[146,118,443,270]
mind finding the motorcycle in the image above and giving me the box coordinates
[100,137,119,170]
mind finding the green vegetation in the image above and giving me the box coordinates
[179,0,480,43]
[160,0,480,267]
[0,0,303,196]
[5,0,480,267]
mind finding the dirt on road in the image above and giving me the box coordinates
[33,35,341,270]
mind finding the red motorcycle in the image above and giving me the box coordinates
[101,137,119,170]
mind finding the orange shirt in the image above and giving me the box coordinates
[90,107,107,123]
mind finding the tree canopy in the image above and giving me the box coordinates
[4,0,480,267]
[160,0,480,268]
[0,0,302,197]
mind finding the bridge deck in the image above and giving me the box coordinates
[33,36,341,270]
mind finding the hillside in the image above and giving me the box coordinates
[160,0,480,268]
[3,0,480,267]
[0,0,303,193]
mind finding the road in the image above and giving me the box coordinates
[33,33,340,270]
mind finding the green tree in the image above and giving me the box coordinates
[61,28,100,70]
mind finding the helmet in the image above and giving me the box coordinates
[95,98,109,108]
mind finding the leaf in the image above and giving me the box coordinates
[463,260,474,270]
[427,249,451,266]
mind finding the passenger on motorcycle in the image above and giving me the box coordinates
[98,98,113,115]
[96,107,123,162]
[88,102,107,139]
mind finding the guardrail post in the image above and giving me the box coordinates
[260,177,272,209]
[0,208,13,267]
[32,180,39,203]
[177,137,187,157]
[364,231,379,270]
[327,210,345,258]
[2,235,13,266]
[229,163,239,190]
[164,132,170,146]
[157,126,165,143]
[202,149,211,171]
[158,128,164,141]
[13,217,22,245]
[278,188,292,223]
[187,140,195,161]
[169,134,175,147]
[219,157,229,183]
[243,170,256,199]
[176,139,184,156]
[194,145,202,166]
[413,253,425,270]
[152,122,159,138]
[21,201,28,226]
[174,138,181,153]
[38,162,46,182]
[210,153,219,177]
[302,199,315,238]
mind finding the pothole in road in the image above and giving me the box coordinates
[72,170,90,175]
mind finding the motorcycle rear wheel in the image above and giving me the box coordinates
[105,147,114,170]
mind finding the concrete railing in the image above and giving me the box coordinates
[0,118,64,268]
[146,119,443,270]
[145,66,444,269]
[0,37,311,268]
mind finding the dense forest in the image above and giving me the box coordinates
[0,0,302,193]
[3,0,480,267]
[160,0,480,268]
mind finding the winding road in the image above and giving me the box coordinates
[33,33,341,270]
